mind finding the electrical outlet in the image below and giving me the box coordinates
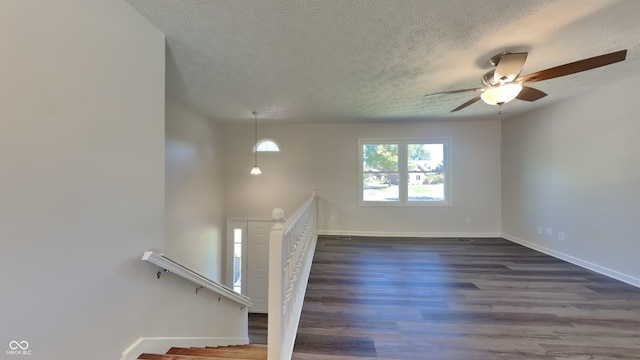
[546,227,553,237]
[558,232,565,241]
[537,226,543,235]
[330,216,336,223]
[465,217,472,224]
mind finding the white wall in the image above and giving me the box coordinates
[222,120,501,237]
[502,75,640,285]
[0,1,246,359]
[165,98,226,282]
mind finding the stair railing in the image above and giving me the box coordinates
[267,189,317,360]
[142,250,253,309]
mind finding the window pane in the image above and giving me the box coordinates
[363,144,398,172]
[363,172,399,201]
[256,139,280,152]
[232,228,242,293]
[233,254,242,293]
[408,178,445,201]
[408,143,445,202]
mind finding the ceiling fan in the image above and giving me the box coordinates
[424,49,628,112]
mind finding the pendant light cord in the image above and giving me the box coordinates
[253,111,258,166]
[249,111,262,175]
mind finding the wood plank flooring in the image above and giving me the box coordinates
[250,236,640,359]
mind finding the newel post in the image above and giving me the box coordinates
[271,207,285,230]
[268,207,285,360]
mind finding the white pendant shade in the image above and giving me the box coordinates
[481,83,523,105]
[250,165,262,175]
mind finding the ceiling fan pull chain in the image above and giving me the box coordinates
[498,104,503,117]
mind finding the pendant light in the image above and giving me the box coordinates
[249,111,262,175]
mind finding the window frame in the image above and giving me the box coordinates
[358,138,451,207]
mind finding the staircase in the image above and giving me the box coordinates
[137,344,267,360]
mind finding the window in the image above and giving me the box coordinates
[253,138,280,153]
[232,228,243,293]
[359,138,450,206]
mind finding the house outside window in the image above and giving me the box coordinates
[359,138,450,206]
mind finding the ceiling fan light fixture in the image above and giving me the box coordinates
[480,83,523,105]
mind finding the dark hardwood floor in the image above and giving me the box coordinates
[249,312,268,345]
[250,236,640,359]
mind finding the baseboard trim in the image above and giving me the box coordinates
[121,337,249,360]
[317,230,502,238]
[502,233,640,289]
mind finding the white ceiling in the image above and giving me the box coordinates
[125,0,640,123]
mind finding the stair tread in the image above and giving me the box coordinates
[203,345,267,350]
[168,345,267,359]
[204,344,267,349]
[138,344,267,360]
[138,353,266,360]
[139,353,246,360]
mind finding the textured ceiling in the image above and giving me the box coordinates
[125,0,640,123]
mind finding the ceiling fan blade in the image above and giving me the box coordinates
[518,49,627,84]
[451,95,481,112]
[494,52,528,83]
[424,87,483,97]
[516,86,547,102]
